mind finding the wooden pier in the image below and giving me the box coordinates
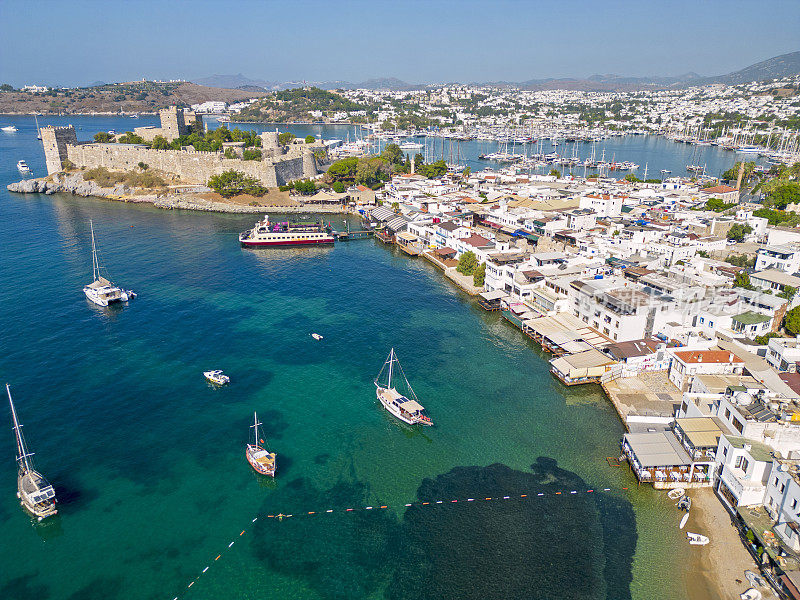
[332,229,374,241]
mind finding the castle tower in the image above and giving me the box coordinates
[158,106,187,141]
[41,125,78,175]
[260,130,279,150]
[302,148,317,179]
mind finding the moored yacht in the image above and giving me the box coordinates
[239,215,334,247]
[7,384,57,521]
[2,125,18,132]
[374,348,432,426]
[83,220,132,307]
[17,160,32,174]
[246,412,276,477]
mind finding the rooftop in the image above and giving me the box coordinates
[673,349,743,364]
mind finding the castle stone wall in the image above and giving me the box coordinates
[42,125,78,175]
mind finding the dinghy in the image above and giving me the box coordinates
[667,488,685,500]
[679,513,689,529]
[686,532,709,545]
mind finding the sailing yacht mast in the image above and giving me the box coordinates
[7,384,33,473]
[90,220,99,282]
[387,348,394,389]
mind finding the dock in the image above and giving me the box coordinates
[332,229,373,241]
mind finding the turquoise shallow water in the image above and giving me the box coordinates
[1,116,689,600]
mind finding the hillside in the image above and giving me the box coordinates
[233,87,368,122]
[0,81,267,114]
[702,50,800,85]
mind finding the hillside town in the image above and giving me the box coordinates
[353,160,800,598]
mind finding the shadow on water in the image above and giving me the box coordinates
[0,574,51,600]
[250,458,636,600]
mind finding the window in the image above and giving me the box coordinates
[781,483,786,493]
[792,499,797,510]
[722,446,728,457]
[735,456,743,468]
[709,321,714,328]
[775,477,780,487]
[733,418,744,434]
[725,408,731,420]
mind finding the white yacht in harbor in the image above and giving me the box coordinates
[374,348,432,426]
[7,384,57,521]
[399,141,423,150]
[16,160,31,174]
[83,221,133,307]
[2,125,18,132]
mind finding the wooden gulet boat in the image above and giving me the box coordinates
[374,348,433,426]
[245,412,276,477]
[6,384,57,521]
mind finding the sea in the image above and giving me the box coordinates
[0,114,737,600]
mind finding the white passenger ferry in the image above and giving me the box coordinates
[239,215,334,247]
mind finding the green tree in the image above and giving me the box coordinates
[456,251,478,276]
[117,131,146,144]
[207,170,267,198]
[381,143,404,165]
[326,157,359,182]
[754,332,781,345]
[355,160,380,186]
[726,223,752,242]
[278,132,295,145]
[767,182,800,210]
[223,148,236,159]
[725,254,756,268]
[733,271,754,290]
[722,161,755,183]
[779,286,797,301]
[94,132,113,143]
[462,166,471,178]
[0,83,13,92]
[150,135,170,150]
[243,148,262,161]
[305,135,316,144]
[293,179,317,195]
[785,306,800,335]
[332,181,346,193]
[137,161,149,171]
[549,168,561,178]
[473,262,486,287]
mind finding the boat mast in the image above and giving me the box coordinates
[387,348,394,389]
[7,384,33,473]
[90,220,99,282]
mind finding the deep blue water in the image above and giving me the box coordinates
[0,115,686,600]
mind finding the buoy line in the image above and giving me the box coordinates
[170,485,629,598]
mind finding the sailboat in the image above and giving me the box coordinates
[7,384,57,521]
[374,348,432,426]
[83,220,132,307]
[35,115,41,140]
[246,412,276,477]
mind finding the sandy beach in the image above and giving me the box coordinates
[684,488,777,600]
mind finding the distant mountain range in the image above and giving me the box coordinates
[193,50,800,93]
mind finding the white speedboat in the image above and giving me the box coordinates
[686,532,709,545]
[399,141,423,150]
[7,384,57,521]
[2,125,18,132]
[311,333,323,340]
[740,589,762,600]
[374,348,432,426]
[204,370,230,385]
[679,513,689,530]
[17,160,32,174]
[83,221,131,307]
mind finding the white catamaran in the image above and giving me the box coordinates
[84,220,133,307]
[7,384,57,521]
[374,348,433,426]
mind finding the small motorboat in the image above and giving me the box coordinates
[667,488,685,500]
[2,125,18,132]
[740,588,762,600]
[745,570,767,588]
[686,532,709,545]
[679,513,689,530]
[17,160,32,174]
[204,370,230,385]
[677,496,692,511]
[311,333,323,340]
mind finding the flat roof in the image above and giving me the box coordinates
[624,431,692,468]
[751,269,800,288]
[723,435,775,462]
[675,417,723,449]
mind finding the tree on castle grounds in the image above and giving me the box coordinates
[208,170,268,198]
[150,135,170,150]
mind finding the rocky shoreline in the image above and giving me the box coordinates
[7,173,352,214]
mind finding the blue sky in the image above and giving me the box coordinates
[2,0,798,87]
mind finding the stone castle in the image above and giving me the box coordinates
[41,107,323,188]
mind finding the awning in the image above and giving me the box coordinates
[480,290,507,301]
